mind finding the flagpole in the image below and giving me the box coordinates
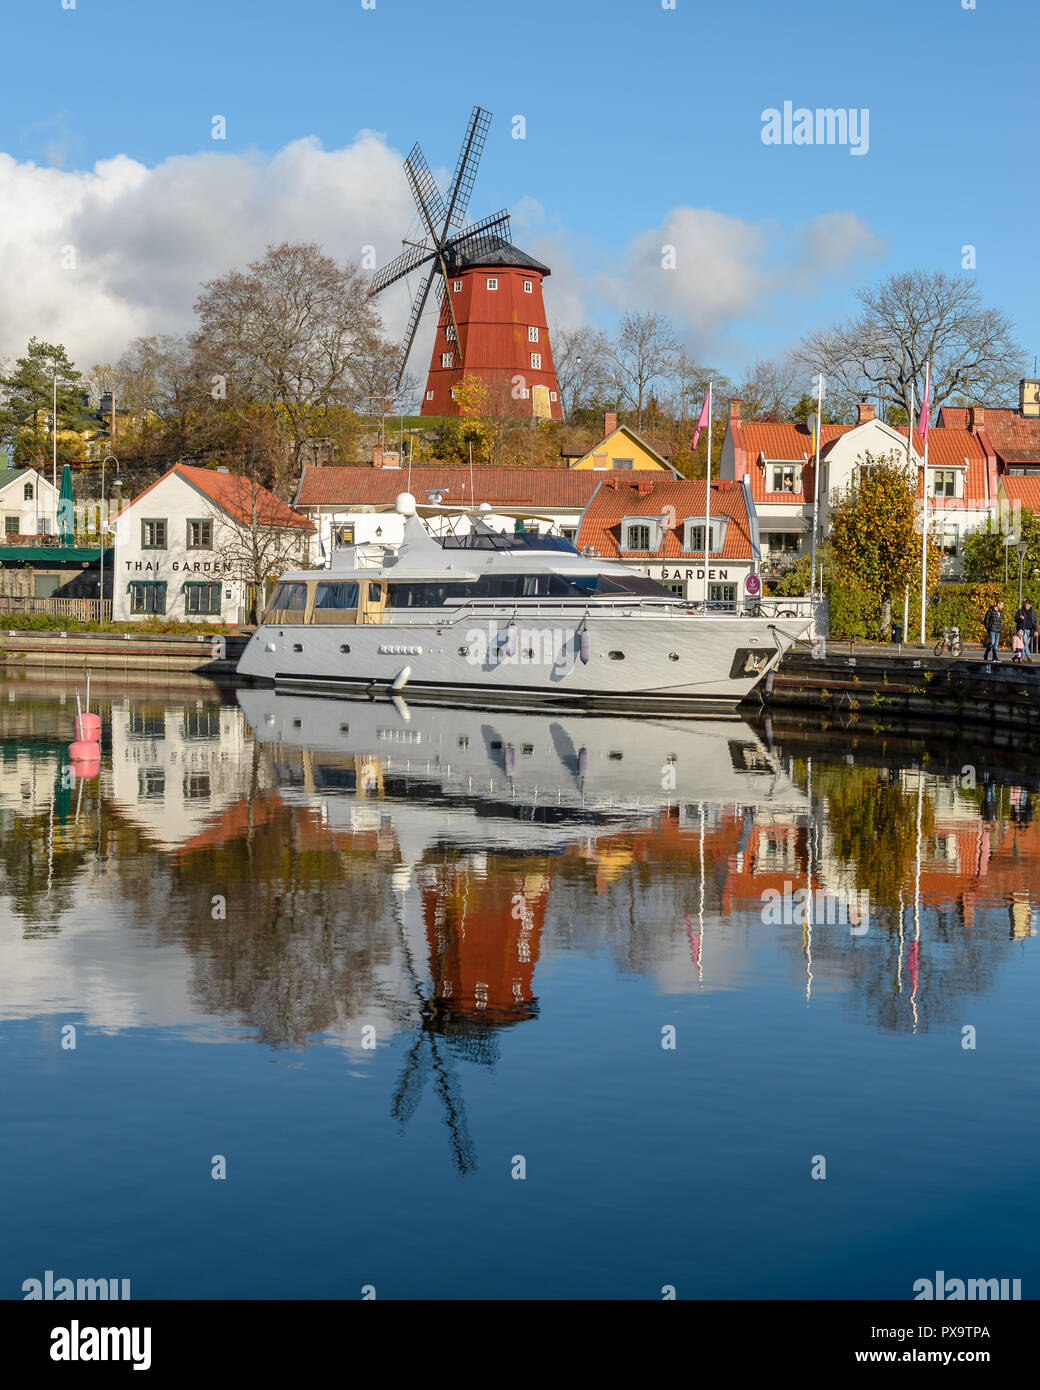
[810,373,823,608]
[703,379,712,606]
[919,361,930,645]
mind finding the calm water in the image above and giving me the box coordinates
[1,675,1038,1300]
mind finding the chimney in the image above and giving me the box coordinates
[603,411,617,437]
[729,398,742,422]
[969,406,986,433]
[372,447,383,468]
[857,400,876,425]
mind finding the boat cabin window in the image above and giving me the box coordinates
[384,571,676,607]
[315,582,359,609]
[267,582,308,612]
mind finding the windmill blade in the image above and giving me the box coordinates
[404,143,446,238]
[397,266,439,384]
[445,209,512,265]
[443,106,492,233]
[370,241,437,296]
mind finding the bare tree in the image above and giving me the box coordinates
[737,356,799,420]
[552,326,611,419]
[796,270,1025,421]
[203,454,314,623]
[608,312,680,428]
[192,242,386,477]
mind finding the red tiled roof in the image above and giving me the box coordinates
[127,465,313,531]
[577,478,754,560]
[939,407,1040,460]
[999,476,1040,509]
[294,465,605,509]
[733,421,852,502]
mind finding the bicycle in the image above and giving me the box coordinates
[933,626,962,657]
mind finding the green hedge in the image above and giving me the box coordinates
[928,582,1028,650]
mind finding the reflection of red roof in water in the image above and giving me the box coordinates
[420,866,547,1024]
[171,791,286,856]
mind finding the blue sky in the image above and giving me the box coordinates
[3,0,1038,383]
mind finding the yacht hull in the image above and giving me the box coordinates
[237,612,806,715]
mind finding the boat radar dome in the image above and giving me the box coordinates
[478,502,492,513]
[395,492,417,516]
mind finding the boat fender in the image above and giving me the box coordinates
[579,630,591,665]
[578,746,588,778]
[505,744,516,776]
[391,665,411,692]
[505,623,518,659]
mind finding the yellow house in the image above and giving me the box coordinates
[564,412,675,473]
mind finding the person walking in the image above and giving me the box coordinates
[983,600,1004,661]
[1014,598,1038,661]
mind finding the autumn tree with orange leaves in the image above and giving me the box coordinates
[829,451,942,637]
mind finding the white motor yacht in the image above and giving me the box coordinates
[236,492,809,714]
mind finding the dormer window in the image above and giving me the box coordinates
[932,468,961,499]
[768,463,802,493]
[683,517,727,553]
[622,516,662,552]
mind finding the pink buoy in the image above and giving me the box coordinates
[75,712,101,741]
[69,742,101,778]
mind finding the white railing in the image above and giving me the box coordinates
[0,595,112,622]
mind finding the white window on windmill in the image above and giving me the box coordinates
[450,389,457,400]
[530,353,542,370]
[441,352,453,368]
[528,326,539,343]
[452,280,462,292]
[486,277,498,291]
[521,389,530,399]
[523,280,532,293]
[445,325,457,342]
[426,391,434,401]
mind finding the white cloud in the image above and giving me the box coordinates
[0,137,884,380]
[0,134,419,367]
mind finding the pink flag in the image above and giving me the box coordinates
[691,390,710,452]
[918,366,930,446]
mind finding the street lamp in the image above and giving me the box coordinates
[100,455,119,617]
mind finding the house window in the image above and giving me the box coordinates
[425,390,434,401]
[528,326,539,342]
[523,280,532,293]
[445,325,457,341]
[626,523,652,550]
[560,527,577,541]
[708,583,737,604]
[768,463,802,493]
[933,469,958,498]
[762,532,800,553]
[940,521,959,556]
[612,458,634,470]
[129,581,167,615]
[452,280,462,292]
[449,389,457,400]
[486,277,498,290]
[23,482,33,500]
[141,518,167,549]
[4,515,20,536]
[530,353,542,369]
[187,518,213,549]
[684,517,726,552]
[184,581,221,615]
[441,352,453,368]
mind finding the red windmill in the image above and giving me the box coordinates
[370,106,562,422]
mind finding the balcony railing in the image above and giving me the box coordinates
[0,595,112,623]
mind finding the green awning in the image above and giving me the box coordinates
[0,547,101,564]
[126,580,167,592]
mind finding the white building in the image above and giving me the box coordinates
[0,466,59,537]
[112,464,313,623]
[721,399,997,580]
